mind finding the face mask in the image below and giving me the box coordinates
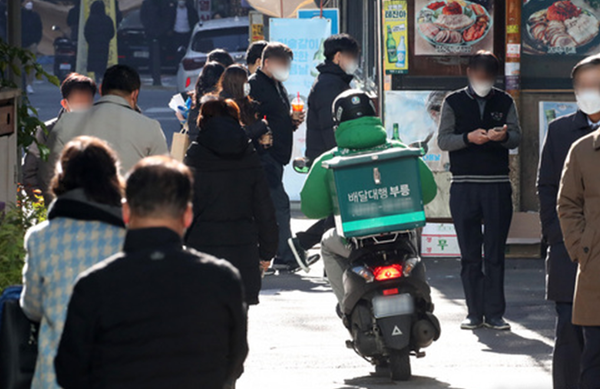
[24,2,33,10]
[243,82,251,97]
[178,0,185,6]
[343,60,359,75]
[271,67,290,82]
[470,80,494,97]
[576,89,600,115]
[66,103,89,113]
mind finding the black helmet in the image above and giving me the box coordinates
[332,89,377,124]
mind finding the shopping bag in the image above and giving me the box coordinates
[171,127,190,162]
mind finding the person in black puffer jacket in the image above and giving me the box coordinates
[84,1,115,81]
[184,99,278,305]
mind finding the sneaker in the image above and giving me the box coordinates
[460,317,484,330]
[26,85,34,94]
[484,317,511,331]
[271,262,300,272]
[288,237,310,272]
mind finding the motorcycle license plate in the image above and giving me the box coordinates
[372,293,414,319]
[134,51,150,58]
[59,63,71,70]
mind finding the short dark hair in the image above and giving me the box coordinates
[324,33,360,61]
[125,156,193,219]
[101,65,141,95]
[60,73,97,99]
[51,136,123,206]
[261,42,293,65]
[572,53,600,80]
[468,50,500,76]
[207,49,234,68]
[246,40,267,65]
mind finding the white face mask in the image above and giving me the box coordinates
[343,60,359,75]
[470,80,494,97]
[66,102,89,113]
[271,67,290,82]
[576,89,600,115]
[243,82,251,97]
[24,2,33,10]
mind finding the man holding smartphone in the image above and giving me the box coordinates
[438,51,521,331]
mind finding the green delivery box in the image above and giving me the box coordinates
[322,147,426,238]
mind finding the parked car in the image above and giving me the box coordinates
[177,16,249,92]
[117,9,179,73]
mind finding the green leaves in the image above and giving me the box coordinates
[0,39,59,156]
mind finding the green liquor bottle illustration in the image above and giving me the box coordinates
[386,25,397,64]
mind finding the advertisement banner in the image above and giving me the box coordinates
[297,9,340,35]
[76,0,118,76]
[382,0,408,74]
[270,18,331,200]
[415,0,494,56]
[383,90,452,218]
[249,11,265,42]
[539,101,578,153]
[523,0,600,56]
[197,0,211,21]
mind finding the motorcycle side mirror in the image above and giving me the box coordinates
[52,25,60,32]
[292,157,312,174]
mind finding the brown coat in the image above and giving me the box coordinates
[558,130,600,326]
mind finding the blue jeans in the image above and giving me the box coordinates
[553,302,583,389]
[261,153,294,264]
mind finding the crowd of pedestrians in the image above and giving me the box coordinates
[5,27,600,388]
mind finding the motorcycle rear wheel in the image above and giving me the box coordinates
[389,348,411,381]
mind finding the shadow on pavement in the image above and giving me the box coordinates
[339,374,461,389]
[473,328,552,357]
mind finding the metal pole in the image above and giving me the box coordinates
[375,0,383,118]
[7,0,22,88]
[505,0,521,211]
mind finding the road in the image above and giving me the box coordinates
[237,217,553,389]
[29,74,554,389]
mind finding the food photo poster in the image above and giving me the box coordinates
[523,0,600,55]
[415,0,494,56]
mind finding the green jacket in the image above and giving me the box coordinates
[300,116,437,219]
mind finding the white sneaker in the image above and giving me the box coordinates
[26,85,34,94]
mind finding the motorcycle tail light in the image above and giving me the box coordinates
[373,264,403,281]
[351,266,374,283]
[185,77,191,88]
[383,288,399,296]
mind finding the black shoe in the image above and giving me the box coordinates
[460,317,484,330]
[288,237,310,272]
[484,317,511,331]
[272,262,301,273]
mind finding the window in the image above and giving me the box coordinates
[191,27,249,53]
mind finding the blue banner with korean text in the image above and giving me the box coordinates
[270,18,331,201]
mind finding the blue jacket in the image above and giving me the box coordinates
[20,190,125,389]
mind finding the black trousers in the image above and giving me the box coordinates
[581,326,600,389]
[553,302,583,389]
[297,216,335,251]
[449,182,512,321]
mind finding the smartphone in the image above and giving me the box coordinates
[491,126,505,132]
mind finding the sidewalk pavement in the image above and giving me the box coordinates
[237,217,553,389]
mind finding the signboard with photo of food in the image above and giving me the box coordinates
[415,0,494,56]
[523,0,600,55]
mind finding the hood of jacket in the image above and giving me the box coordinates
[197,116,250,157]
[48,188,124,228]
[317,61,354,84]
[90,1,106,15]
[335,116,388,150]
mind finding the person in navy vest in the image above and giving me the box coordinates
[437,51,521,331]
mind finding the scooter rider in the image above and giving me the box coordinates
[300,90,438,304]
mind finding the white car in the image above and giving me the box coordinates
[176,16,249,92]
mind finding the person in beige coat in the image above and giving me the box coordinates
[557,54,600,389]
[40,65,169,197]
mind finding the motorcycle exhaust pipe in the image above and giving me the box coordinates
[412,319,436,348]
